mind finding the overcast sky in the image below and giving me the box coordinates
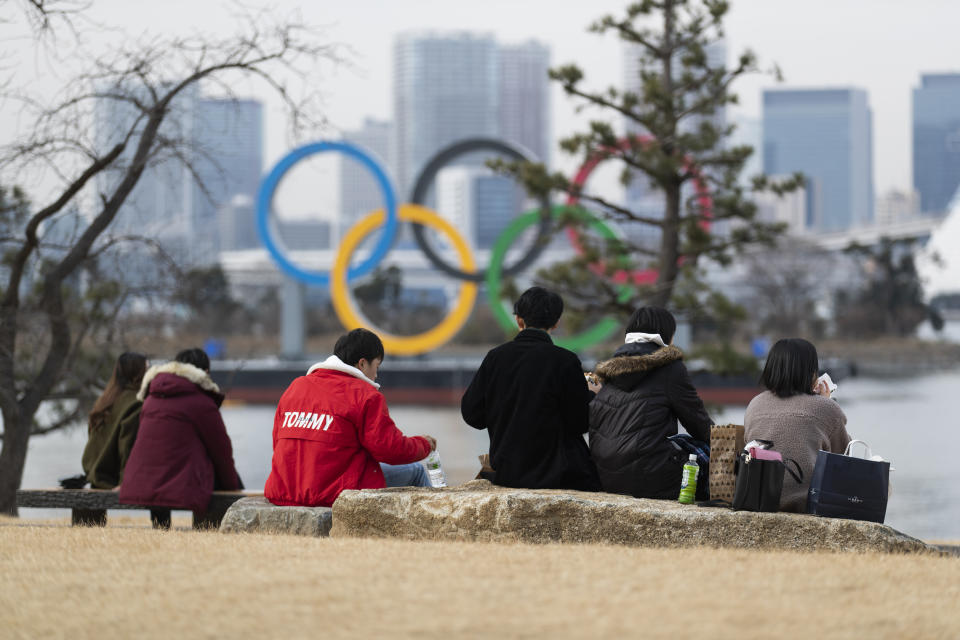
[5,0,960,210]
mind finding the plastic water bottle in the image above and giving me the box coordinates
[678,454,699,504]
[424,451,447,488]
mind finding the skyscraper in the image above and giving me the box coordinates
[393,32,500,198]
[339,118,394,242]
[436,166,514,249]
[499,41,551,164]
[95,83,200,247]
[193,98,264,257]
[763,88,874,232]
[95,89,263,267]
[913,73,960,215]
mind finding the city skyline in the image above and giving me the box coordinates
[4,0,958,219]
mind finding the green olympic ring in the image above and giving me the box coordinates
[486,205,634,352]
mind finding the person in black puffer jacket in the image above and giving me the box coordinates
[589,306,713,500]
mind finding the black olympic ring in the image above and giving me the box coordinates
[409,138,553,283]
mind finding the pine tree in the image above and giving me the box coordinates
[496,0,801,318]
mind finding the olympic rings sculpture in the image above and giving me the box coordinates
[256,137,712,355]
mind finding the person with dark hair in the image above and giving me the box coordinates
[174,347,210,372]
[119,348,241,526]
[744,338,850,512]
[461,287,600,491]
[265,328,436,507]
[81,352,148,489]
[588,306,713,499]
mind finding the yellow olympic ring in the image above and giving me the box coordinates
[330,204,478,355]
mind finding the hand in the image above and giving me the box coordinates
[420,435,437,451]
[584,372,602,393]
[814,379,831,398]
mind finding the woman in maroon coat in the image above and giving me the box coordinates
[120,348,241,521]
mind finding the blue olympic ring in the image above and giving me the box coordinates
[256,141,399,286]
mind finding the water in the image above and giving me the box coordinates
[17,369,960,541]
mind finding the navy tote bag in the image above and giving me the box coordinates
[807,440,890,524]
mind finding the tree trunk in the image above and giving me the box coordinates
[0,408,29,516]
[651,185,682,308]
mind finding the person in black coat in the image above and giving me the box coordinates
[589,306,713,499]
[461,287,601,491]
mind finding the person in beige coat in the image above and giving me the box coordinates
[744,338,851,512]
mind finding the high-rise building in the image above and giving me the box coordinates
[875,189,921,226]
[193,98,264,257]
[390,32,550,256]
[95,83,199,248]
[499,41,550,164]
[218,195,259,251]
[95,88,263,268]
[276,219,332,251]
[913,73,960,215]
[763,88,874,232]
[752,179,807,232]
[393,32,500,198]
[436,166,514,249]
[339,118,394,242]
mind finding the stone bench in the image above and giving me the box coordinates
[16,489,255,529]
[329,480,939,554]
[219,496,332,537]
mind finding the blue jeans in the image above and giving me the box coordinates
[380,462,431,488]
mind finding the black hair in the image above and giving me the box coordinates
[175,347,211,372]
[759,338,820,398]
[334,328,385,367]
[513,286,563,330]
[624,306,677,344]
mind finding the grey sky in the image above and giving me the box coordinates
[4,0,959,207]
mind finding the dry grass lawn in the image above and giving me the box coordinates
[1,519,958,640]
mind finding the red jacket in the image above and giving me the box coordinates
[265,356,431,507]
[119,362,241,512]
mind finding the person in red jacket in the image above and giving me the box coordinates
[120,348,242,528]
[265,328,437,507]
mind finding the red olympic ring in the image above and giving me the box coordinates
[564,135,713,286]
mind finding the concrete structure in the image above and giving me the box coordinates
[913,73,960,215]
[763,88,874,233]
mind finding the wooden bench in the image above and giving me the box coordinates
[16,489,261,530]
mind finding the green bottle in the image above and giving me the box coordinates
[678,454,699,504]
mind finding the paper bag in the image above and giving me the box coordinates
[709,424,744,501]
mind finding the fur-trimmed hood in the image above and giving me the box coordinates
[137,361,221,401]
[594,345,684,382]
[306,355,380,389]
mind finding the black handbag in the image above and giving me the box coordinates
[732,453,802,512]
[807,440,890,523]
